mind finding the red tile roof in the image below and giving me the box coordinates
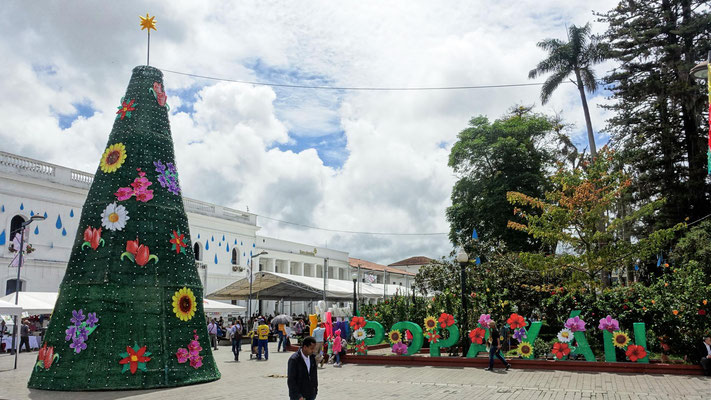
[388,256,432,267]
[348,257,415,276]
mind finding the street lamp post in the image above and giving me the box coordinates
[456,248,469,357]
[12,214,45,369]
[352,273,358,316]
[248,251,268,321]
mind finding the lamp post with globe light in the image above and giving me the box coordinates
[456,247,469,357]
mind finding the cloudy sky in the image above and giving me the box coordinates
[0,1,619,264]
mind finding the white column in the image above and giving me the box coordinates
[268,258,276,272]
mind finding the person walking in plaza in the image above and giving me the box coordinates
[20,320,31,353]
[277,322,287,352]
[699,336,711,376]
[257,319,270,360]
[287,336,319,400]
[208,319,219,350]
[485,321,511,371]
[230,320,243,361]
[332,329,343,367]
[312,322,326,368]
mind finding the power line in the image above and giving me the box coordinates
[255,213,448,236]
[159,68,560,92]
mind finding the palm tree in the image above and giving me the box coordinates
[529,23,604,157]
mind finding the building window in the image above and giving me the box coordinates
[194,242,202,261]
[10,215,26,241]
[231,248,239,265]
[5,279,24,295]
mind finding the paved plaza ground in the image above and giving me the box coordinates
[1,342,709,400]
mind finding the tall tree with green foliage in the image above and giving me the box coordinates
[598,0,711,228]
[446,107,553,251]
[507,147,684,287]
[528,23,605,157]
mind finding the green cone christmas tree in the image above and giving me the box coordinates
[28,66,221,390]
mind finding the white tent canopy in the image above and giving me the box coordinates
[209,271,419,301]
[0,299,22,316]
[202,298,245,313]
[0,292,57,314]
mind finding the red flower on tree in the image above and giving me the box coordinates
[425,331,441,343]
[698,309,707,316]
[34,343,59,371]
[626,345,647,362]
[169,230,188,254]
[81,226,104,251]
[552,342,571,359]
[121,238,158,266]
[350,316,366,330]
[116,99,136,120]
[507,313,526,329]
[438,313,455,328]
[469,327,486,344]
[119,344,152,374]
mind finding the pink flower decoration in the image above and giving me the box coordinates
[565,316,586,332]
[115,187,134,201]
[391,342,408,355]
[189,355,203,369]
[188,339,202,353]
[176,348,189,363]
[478,314,492,327]
[598,315,619,333]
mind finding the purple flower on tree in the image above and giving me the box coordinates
[598,315,619,333]
[154,160,181,195]
[70,309,85,325]
[85,312,99,328]
[392,342,408,355]
[513,328,527,342]
[176,348,189,363]
[65,325,77,341]
[565,316,586,332]
[70,336,87,353]
[77,326,89,341]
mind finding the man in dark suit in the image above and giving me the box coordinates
[287,336,318,400]
[699,336,711,376]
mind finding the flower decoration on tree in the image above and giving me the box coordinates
[478,314,492,327]
[99,143,127,173]
[121,238,159,266]
[437,313,455,329]
[119,343,152,374]
[115,168,154,203]
[352,328,367,342]
[154,160,181,195]
[512,328,527,342]
[517,341,533,358]
[469,327,486,344]
[34,343,59,371]
[150,82,168,107]
[552,342,571,360]
[116,98,136,120]
[598,315,620,333]
[349,316,366,330]
[425,331,441,343]
[565,316,586,332]
[625,344,647,362]
[557,328,574,343]
[424,316,438,331]
[392,341,408,355]
[507,313,527,329]
[64,309,98,354]
[612,331,630,349]
[355,341,367,355]
[387,330,402,344]
[81,226,104,251]
[169,230,188,254]
[176,329,204,369]
[172,287,197,321]
[101,202,129,231]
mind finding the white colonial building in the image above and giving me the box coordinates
[0,151,364,316]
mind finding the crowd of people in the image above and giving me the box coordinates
[0,317,47,353]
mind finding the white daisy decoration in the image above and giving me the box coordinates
[557,328,574,343]
[101,202,129,231]
[353,328,367,341]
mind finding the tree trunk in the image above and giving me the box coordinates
[575,70,597,158]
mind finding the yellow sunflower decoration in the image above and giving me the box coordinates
[100,143,127,173]
[172,287,197,321]
[612,331,630,349]
[424,316,437,332]
[387,330,402,344]
[518,341,533,358]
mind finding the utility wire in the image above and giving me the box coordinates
[159,68,561,91]
[255,213,448,236]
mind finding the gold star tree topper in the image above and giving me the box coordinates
[139,13,157,31]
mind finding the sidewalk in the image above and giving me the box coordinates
[0,343,709,399]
